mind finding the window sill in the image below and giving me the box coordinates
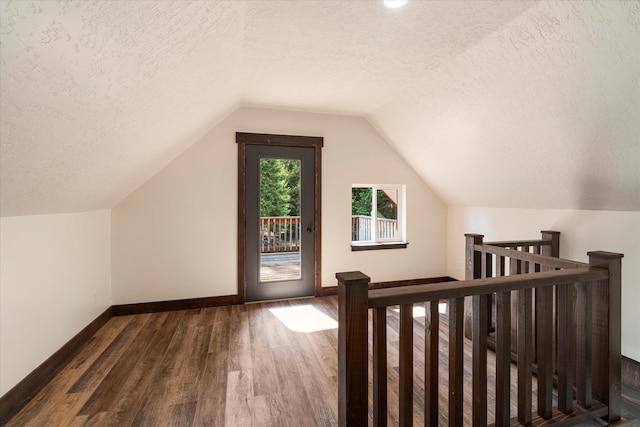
[351,242,408,251]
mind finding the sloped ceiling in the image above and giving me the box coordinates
[1,0,638,217]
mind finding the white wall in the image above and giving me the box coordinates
[447,207,640,362]
[0,210,112,396]
[111,107,447,304]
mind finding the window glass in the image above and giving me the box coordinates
[351,185,404,244]
[376,189,398,240]
[352,187,372,242]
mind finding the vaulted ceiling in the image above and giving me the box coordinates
[1,0,638,217]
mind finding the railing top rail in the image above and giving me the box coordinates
[367,267,607,308]
[485,239,552,247]
[475,244,589,269]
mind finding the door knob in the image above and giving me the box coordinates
[307,225,313,233]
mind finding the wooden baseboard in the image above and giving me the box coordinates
[317,276,457,297]
[622,355,640,390]
[112,294,242,316]
[317,286,338,296]
[0,307,113,425]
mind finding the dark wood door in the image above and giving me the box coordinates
[245,144,315,302]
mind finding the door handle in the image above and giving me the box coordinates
[306,225,313,233]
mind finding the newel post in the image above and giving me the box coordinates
[540,230,560,257]
[588,251,623,422]
[464,234,484,339]
[337,271,370,427]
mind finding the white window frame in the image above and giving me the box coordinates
[351,184,406,246]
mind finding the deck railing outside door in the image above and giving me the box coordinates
[260,216,301,253]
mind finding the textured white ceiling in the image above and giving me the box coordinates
[1,0,245,216]
[369,0,640,211]
[1,0,638,216]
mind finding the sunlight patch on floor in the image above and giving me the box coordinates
[269,305,338,332]
[393,302,447,317]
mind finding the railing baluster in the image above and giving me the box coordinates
[373,307,388,427]
[472,294,488,426]
[464,234,483,340]
[541,231,560,381]
[425,300,439,426]
[399,303,413,426]
[496,255,505,277]
[510,249,520,355]
[517,288,533,424]
[557,282,575,413]
[484,253,493,335]
[536,287,553,419]
[496,291,511,427]
[449,297,464,427]
[280,217,284,252]
[260,217,264,253]
[277,218,281,252]
[575,280,592,408]
[536,285,553,419]
[285,217,289,251]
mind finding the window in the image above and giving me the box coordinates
[351,184,406,250]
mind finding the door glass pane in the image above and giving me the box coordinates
[259,158,301,282]
[376,189,398,240]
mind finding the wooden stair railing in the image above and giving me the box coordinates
[337,232,623,426]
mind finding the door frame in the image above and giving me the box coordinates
[236,132,323,302]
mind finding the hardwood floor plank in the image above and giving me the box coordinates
[250,348,280,397]
[5,295,638,426]
[69,315,150,393]
[76,411,106,426]
[271,345,318,424]
[131,310,194,426]
[66,316,131,372]
[225,370,254,427]
[4,368,80,425]
[78,312,170,414]
[208,305,232,354]
[253,394,278,426]
[193,350,229,426]
[166,316,211,406]
[293,347,338,425]
[167,401,198,426]
[228,304,252,371]
[99,310,185,426]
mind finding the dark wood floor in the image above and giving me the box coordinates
[5,296,639,426]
